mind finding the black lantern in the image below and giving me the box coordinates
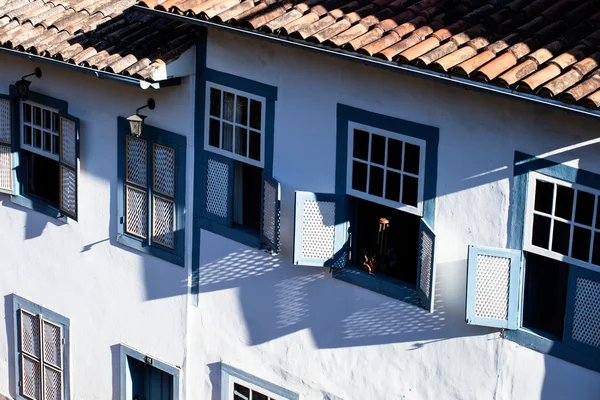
[16,67,42,101]
[127,98,155,137]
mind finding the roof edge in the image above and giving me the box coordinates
[134,5,600,121]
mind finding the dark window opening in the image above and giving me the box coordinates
[23,150,60,207]
[522,252,569,340]
[233,161,262,233]
[352,197,420,285]
[127,356,173,400]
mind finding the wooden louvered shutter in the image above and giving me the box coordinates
[416,219,436,312]
[0,94,14,194]
[59,113,79,220]
[20,309,42,400]
[261,172,280,253]
[151,142,176,249]
[124,135,149,240]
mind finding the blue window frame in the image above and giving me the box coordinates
[220,364,299,400]
[295,104,439,311]
[198,69,280,251]
[117,117,186,266]
[466,151,600,373]
[120,344,180,400]
[1,87,80,222]
[13,294,70,400]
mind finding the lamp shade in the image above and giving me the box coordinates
[127,114,146,137]
[16,79,31,101]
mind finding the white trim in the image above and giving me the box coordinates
[524,171,600,273]
[20,100,60,161]
[228,376,288,400]
[346,121,425,216]
[204,82,266,168]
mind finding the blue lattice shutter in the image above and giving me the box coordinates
[261,172,280,253]
[563,265,600,354]
[417,220,436,312]
[293,191,349,268]
[19,309,42,399]
[42,319,64,400]
[0,94,14,194]
[59,113,79,220]
[124,135,150,240]
[152,142,176,249]
[204,151,233,226]
[465,246,522,329]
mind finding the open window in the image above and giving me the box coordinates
[120,345,179,400]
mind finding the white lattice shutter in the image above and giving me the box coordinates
[205,152,233,226]
[152,143,176,249]
[417,220,436,312]
[59,113,79,220]
[465,246,522,329]
[42,320,63,400]
[20,310,42,400]
[563,266,600,353]
[261,172,280,253]
[0,94,14,194]
[293,191,349,268]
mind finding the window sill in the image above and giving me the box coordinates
[332,266,419,306]
[504,328,600,373]
[200,219,261,248]
[10,194,68,223]
[116,234,184,267]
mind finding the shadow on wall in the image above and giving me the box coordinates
[3,295,16,400]
[541,355,600,400]
[0,196,63,240]
[195,236,495,349]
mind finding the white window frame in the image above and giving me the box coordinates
[346,121,426,216]
[204,82,266,168]
[228,375,288,400]
[524,171,600,273]
[20,100,60,161]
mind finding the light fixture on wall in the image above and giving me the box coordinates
[127,98,155,137]
[16,67,42,101]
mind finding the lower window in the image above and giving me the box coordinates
[120,345,180,400]
[221,364,299,400]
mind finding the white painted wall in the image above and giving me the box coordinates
[188,29,600,400]
[0,53,195,399]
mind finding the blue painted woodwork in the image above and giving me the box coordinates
[0,93,15,195]
[260,171,280,253]
[417,219,436,312]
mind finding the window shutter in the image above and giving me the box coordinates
[261,172,280,253]
[293,191,349,268]
[417,220,436,312]
[563,265,600,353]
[42,320,63,400]
[20,309,42,400]
[152,143,176,249]
[59,113,79,220]
[0,94,14,195]
[465,246,522,329]
[204,151,233,226]
[124,135,149,239]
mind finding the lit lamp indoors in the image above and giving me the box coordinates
[15,67,42,101]
[127,98,156,137]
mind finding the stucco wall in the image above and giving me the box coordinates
[0,54,195,399]
[189,29,600,400]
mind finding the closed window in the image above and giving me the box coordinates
[120,345,180,400]
[117,118,186,266]
[14,295,70,400]
[221,364,299,400]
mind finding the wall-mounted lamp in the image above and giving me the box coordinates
[16,67,42,101]
[127,98,155,137]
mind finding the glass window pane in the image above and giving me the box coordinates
[250,99,262,130]
[551,220,570,256]
[352,161,367,192]
[33,106,41,126]
[554,185,574,220]
[404,143,420,174]
[575,190,595,226]
[353,129,369,161]
[402,175,418,207]
[385,170,400,202]
[43,132,51,152]
[43,109,52,130]
[592,235,600,266]
[253,391,268,400]
[209,118,220,148]
[235,127,248,156]
[34,129,42,148]
[249,130,261,161]
[24,125,32,145]
[209,88,221,117]
[387,138,402,170]
[223,92,234,122]
[368,166,383,197]
[534,180,554,214]
[572,227,591,262]
[370,134,385,165]
[52,135,59,155]
[234,383,250,400]
[52,112,59,133]
[23,103,32,123]
[222,122,233,152]
[531,214,551,249]
[236,96,248,125]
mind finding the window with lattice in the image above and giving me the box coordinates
[117,118,186,266]
[221,364,299,400]
[14,295,69,400]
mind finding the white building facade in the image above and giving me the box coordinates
[1,22,600,400]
